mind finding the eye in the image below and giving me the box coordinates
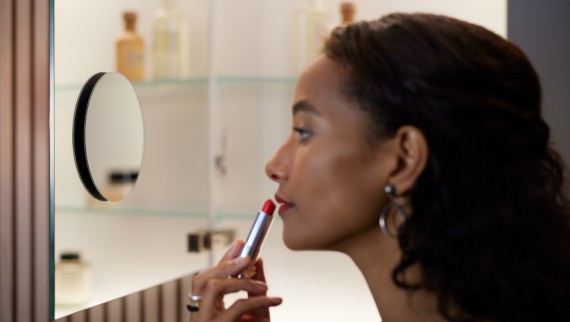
[293,127,313,142]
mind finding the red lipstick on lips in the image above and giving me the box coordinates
[275,194,294,215]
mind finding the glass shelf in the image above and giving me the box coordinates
[55,205,207,218]
[55,205,259,222]
[55,75,297,92]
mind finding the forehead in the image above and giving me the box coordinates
[294,55,347,106]
[294,56,377,142]
[293,56,367,122]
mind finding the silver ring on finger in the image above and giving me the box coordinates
[186,294,202,312]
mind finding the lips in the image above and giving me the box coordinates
[275,194,294,216]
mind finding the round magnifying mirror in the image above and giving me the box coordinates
[73,72,144,202]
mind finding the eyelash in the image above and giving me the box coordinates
[293,127,313,142]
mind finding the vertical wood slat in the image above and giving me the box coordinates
[69,310,87,322]
[106,298,123,322]
[124,291,142,322]
[0,0,15,320]
[33,0,51,319]
[14,0,33,320]
[161,280,179,322]
[143,286,161,322]
[179,274,194,322]
[88,304,105,322]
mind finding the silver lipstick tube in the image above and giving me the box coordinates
[238,211,273,278]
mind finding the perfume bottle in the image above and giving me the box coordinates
[116,11,145,81]
[152,0,190,79]
[296,0,331,73]
[55,252,92,306]
[340,2,357,26]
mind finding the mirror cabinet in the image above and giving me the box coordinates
[52,0,507,320]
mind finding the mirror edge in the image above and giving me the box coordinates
[72,72,107,202]
[49,0,54,319]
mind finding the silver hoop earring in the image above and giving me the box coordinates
[379,184,409,238]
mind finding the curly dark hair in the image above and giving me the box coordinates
[324,13,570,322]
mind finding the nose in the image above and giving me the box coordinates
[265,143,289,183]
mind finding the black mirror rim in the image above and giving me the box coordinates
[72,71,108,201]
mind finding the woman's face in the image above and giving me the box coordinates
[265,55,396,251]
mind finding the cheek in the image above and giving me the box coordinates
[284,143,386,248]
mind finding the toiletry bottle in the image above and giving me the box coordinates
[116,11,145,81]
[55,252,92,306]
[295,0,331,73]
[340,2,357,26]
[152,0,190,79]
[85,170,138,207]
[104,170,139,202]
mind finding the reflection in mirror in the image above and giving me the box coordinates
[73,72,144,202]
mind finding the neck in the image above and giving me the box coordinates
[333,227,445,322]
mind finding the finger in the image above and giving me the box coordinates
[225,297,283,322]
[193,256,251,293]
[200,278,269,314]
[247,259,267,299]
[218,239,245,264]
[252,258,267,283]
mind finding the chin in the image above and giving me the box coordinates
[282,230,326,251]
[282,233,306,251]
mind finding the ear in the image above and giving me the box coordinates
[388,126,429,195]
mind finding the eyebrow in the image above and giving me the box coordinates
[292,100,321,116]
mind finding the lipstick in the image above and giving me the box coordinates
[238,199,275,278]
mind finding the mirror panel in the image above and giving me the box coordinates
[53,0,213,318]
[52,0,508,320]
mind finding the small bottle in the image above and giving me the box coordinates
[152,0,190,79]
[55,252,92,306]
[295,0,331,73]
[85,171,138,207]
[116,11,145,81]
[339,2,357,26]
[103,170,139,202]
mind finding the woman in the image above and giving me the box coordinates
[188,13,570,322]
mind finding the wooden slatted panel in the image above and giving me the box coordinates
[179,274,194,322]
[124,291,143,322]
[88,304,106,322]
[14,0,34,321]
[161,280,179,322]
[143,285,161,322]
[69,309,87,322]
[33,0,51,319]
[106,297,123,322]
[0,0,15,320]
[0,0,50,321]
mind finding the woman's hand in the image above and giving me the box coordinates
[189,240,282,322]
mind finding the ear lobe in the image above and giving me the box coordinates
[389,126,428,195]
